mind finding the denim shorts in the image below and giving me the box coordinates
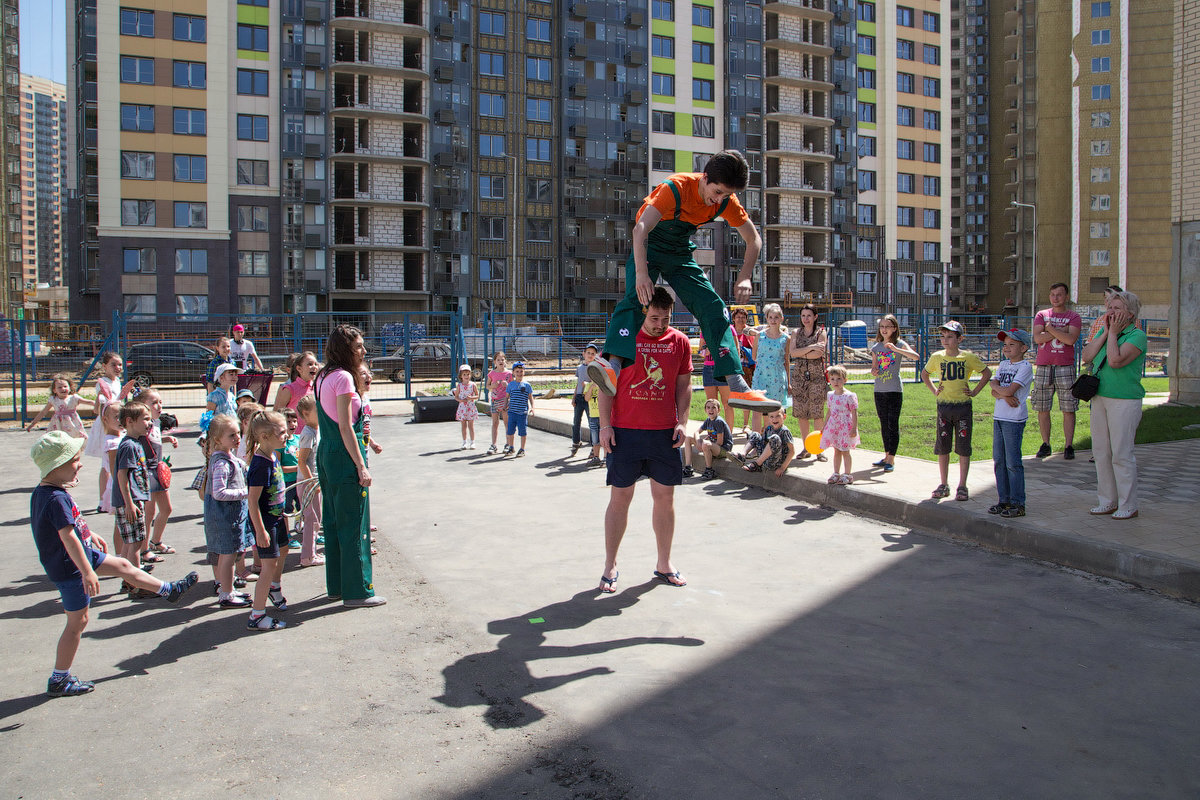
[506,411,528,437]
[701,363,718,388]
[606,427,683,488]
[54,546,107,612]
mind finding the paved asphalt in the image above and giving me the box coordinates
[1,416,1198,799]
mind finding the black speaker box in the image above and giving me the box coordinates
[412,395,459,423]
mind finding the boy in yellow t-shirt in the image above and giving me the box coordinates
[921,321,992,501]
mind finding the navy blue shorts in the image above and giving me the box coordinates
[606,427,683,488]
[54,546,107,612]
[255,516,290,560]
[506,411,528,437]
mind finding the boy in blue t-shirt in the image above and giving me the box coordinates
[503,362,534,457]
[29,431,198,697]
[683,398,733,480]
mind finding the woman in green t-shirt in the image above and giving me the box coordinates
[1079,290,1146,520]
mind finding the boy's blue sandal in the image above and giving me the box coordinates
[654,570,687,587]
[598,571,619,594]
[166,571,199,603]
[47,674,94,697]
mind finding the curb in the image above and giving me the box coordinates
[521,408,1200,604]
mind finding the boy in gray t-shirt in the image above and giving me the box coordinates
[572,345,599,454]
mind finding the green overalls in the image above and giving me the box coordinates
[603,179,744,379]
[315,378,374,601]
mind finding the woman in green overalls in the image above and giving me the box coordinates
[315,325,385,608]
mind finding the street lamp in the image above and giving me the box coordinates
[1011,200,1036,316]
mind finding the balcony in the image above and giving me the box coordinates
[763,0,833,21]
[331,0,427,35]
[434,273,472,296]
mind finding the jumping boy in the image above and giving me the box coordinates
[504,362,534,458]
[989,329,1034,518]
[30,431,197,696]
[588,150,779,413]
[922,321,992,501]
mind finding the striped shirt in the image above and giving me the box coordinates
[506,380,533,415]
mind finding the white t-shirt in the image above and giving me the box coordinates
[992,359,1033,423]
[229,338,258,369]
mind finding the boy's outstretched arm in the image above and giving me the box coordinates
[732,220,762,303]
[631,206,664,306]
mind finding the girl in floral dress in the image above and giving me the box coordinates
[749,303,789,432]
[820,365,860,485]
[454,365,479,449]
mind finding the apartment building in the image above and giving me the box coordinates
[18,75,66,296]
[0,0,19,319]
[948,0,989,314]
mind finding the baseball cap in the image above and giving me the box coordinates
[457,363,472,374]
[214,363,241,383]
[997,328,1032,347]
[31,431,87,480]
[232,323,245,332]
[511,361,526,369]
[236,388,256,400]
[939,321,965,335]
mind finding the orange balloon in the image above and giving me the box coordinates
[804,430,824,453]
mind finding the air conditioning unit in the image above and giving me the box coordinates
[434,22,453,38]
[834,44,853,59]
[625,11,645,26]
[836,80,853,92]
[304,188,324,203]
[570,41,590,59]
[570,2,588,19]
[625,128,644,144]
[625,89,645,105]
[305,279,326,293]
[837,114,853,127]
[305,233,325,247]
[433,151,454,167]
[304,142,324,158]
[433,65,453,81]
[571,83,588,98]
[625,50,645,67]
[570,124,588,139]
[434,109,456,124]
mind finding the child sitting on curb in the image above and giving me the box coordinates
[683,398,733,480]
[737,407,796,478]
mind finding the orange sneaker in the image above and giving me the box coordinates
[587,356,618,396]
[728,389,781,411]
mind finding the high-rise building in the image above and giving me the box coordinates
[18,75,67,319]
[948,0,989,314]
[0,0,21,319]
[1171,0,1200,405]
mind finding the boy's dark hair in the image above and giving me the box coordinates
[1050,282,1069,293]
[280,407,298,419]
[119,401,150,427]
[703,150,749,191]
[647,286,675,311]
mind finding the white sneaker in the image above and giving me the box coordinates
[1089,505,1117,515]
[460,440,468,450]
[468,440,476,449]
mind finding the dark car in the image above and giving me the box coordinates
[372,341,482,383]
[125,340,214,388]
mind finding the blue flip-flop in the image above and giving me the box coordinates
[654,570,687,587]
[598,571,619,594]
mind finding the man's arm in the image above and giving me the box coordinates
[673,373,692,446]
[631,206,664,306]
[732,220,762,303]
[598,392,615,452]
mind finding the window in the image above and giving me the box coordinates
[897,207,915,227]
[479,93,505,118]
[238,296,270,316]
[923,110,941,131]
[1092,29,1111,45]
[859,69,876,89]
[923,208,940,228]
[526,179,551,202]
[1091,140,1111,156]
[859,136,876,157]
[526,18,550,41]
[922,12,940,32]
[479,175,506,199]
[237,69,269,96]
[176,295,208,320]
[238,251,269,276]
[480,217,505,240]
[923,176,941,196]
[123,295,155,321]
[923,44,940,65]
[859,35,875,55]
[120,56,154,85]
[923,77,941,98]
[479,52,504,76]
[174,202,207,228]
[692,41,713,64]
[1090,222,1110,238]
[1092,84,1112,100]
[236,159,267,185]
[121,199,156,226]
[858,2,875,21]
[923,274,942,295]
[923,142,941,163]
[1090,167,1111,182]
[693,78,714,102]
[1090,194,1112,211]
[526,57,551,81]
[526,137,551,161]
[896,240,915,259]
[526,259,553,283]
[897,6,914,26]
[1090,249,1111,267]
[175,249,207,274]
[896,40,914,60]
[526,98,551,122]
[897,73,915,93]
[858,102,876,123]
[692,5,713,27]
[174,14,206,42]
[652,148,675,171]
[479,258,506,281]
[922,242,941,261]
[693,152,712,171]
[857,204,876,225]
[896,106,914,126]
[653,110,676,133]
[173,108,205,135]
[1092,2,1111,18]
[652,0,674,21]
[652,35,675,59]
[120,8,154,37]
[479,134,505,157]
[237,24,268,52]
[1092,56,1111,73]
[237,205,268,231]
[526,300,551,321]
[896,272,916,294]
[693,115,714,138]
[122,248,155,274]
[857,239,877,259]
[1089,276,1111,294]
[526,219,551,242]
[479,11,504,35]
[897,139,915,160]
[120,151,155,179]
[857,271,878,293]
[176,155,207,182]
[1091,111,1112,128]
[237,114,269,141]
[858,170,876,191]
[652,73,675,96]
[173,61,206,89]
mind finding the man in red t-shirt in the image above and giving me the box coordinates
[596,288,692,592]
[1031,282,1082,459]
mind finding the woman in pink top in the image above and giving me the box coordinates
[274,351,318,431]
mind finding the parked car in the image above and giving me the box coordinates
[372,341,482,383]
[125,340,214,388]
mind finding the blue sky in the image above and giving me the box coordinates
[20,0,66,84]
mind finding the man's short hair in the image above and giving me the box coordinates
[647,286,675,311]
[1050,282,1069,293]
[703,150,749,191]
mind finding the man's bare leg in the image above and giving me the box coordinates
[603,484,636,582]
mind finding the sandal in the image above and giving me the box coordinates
[246,614,286,631]
[798,449,810,459]
[840,474,854,485]
[827,474,840,485]
[743,462,762,472]
[149,542,176,555]
[815,453,828,462]
[931,484,950,499]
[654,570,687,587]
[598,571,619,594]
[141,551,163,563]
[955,486,969,502]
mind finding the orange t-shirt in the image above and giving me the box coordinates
[637,173,750,229]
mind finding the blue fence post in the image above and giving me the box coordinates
[17,316,28,426]
[292,313,302,354]
[9,324,18,422]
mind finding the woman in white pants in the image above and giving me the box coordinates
[1079,290,1146,520]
